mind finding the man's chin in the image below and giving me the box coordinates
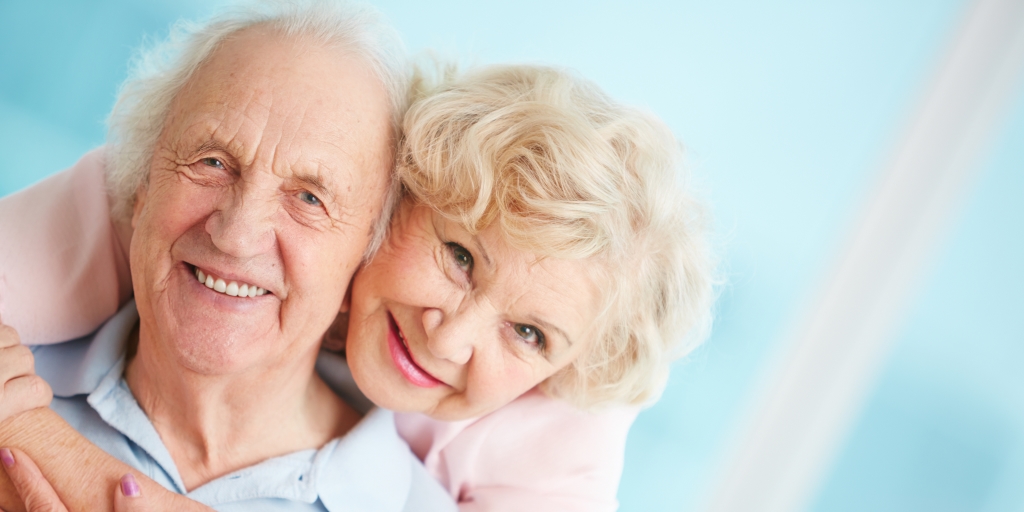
[145,315,280,375]
[172,337,266,375]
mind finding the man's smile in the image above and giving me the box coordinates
[192,265,268,298]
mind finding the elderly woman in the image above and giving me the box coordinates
[0,6,713,512]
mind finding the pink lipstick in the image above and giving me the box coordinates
[387,313,442,388]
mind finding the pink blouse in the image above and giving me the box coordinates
[0,148,637,510]
[396,391,636,511]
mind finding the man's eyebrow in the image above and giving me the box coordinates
[186,140,237,166]
[194,140,225,154]
[528,316,573,348]
[295,173,337,203]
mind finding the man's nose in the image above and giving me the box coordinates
[422,306,480,365]
[205,184,276,259]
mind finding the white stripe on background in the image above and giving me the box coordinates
[701,1,1024,511]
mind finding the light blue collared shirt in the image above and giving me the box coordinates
[33,302,456,512]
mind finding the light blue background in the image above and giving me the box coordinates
[1,1,1021,510]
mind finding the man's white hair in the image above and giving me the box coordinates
[106,0,408,256]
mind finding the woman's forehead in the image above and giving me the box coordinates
[478,224,605,327]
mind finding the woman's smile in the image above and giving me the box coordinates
[387,311,444,388]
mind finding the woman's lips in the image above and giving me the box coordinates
[387,313,443,388]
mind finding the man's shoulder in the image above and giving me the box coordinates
[316,407,457,512]
[32,301,137,397]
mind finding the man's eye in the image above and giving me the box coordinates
[513,324,546,350]
[445,243,474,273]
[201,158,225,169]
[299,191,322,207]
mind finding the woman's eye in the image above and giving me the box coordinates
[299,191,323,207]
[201,157,225,170]
[513,323,546,350]
[445,242,474,273]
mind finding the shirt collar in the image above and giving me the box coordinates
[34,301,418,511]
[315,408,413,512]
[33,299,137,398]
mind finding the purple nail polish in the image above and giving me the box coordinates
[0,448,13,468]
[121,473,140,497]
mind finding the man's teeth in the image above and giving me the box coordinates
[195,268,266,297]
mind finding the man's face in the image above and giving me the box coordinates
[129,28,393,375]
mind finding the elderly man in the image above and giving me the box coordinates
[0,2,454,511]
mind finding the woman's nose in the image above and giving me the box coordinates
[421,307,476,365]
[205,185,276,259]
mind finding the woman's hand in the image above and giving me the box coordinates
[0,325,52,424]
[1,448,149,512]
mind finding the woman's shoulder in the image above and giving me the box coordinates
[402,388,639,510]
[471,388,639,458]
[0,147,129,345]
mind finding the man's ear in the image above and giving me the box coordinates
[324,288,351,352]
[130,184,148,230]
[340,278,353,313]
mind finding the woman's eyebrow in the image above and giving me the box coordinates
[470,234,492,266]
[528,316,573,347]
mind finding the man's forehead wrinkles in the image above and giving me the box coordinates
[312,133,359,176]
[217,75,272,113]
[211,123,256,166]
[252,83,343,141]
[289,103,354,165]
[237,105,271,137]
[232,94,277,141]
[191,90,271,142]
[260,96,353,173]
[176,120,243,165]
[177,105,264,162]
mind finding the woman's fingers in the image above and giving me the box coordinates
[114,474,150,512]
[0,326,51,424]
[0,375,52,424]
[0,447,69,512]
[0,325,21,349]
[0,345,34,384]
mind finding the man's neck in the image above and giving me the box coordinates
[124,326,361,491]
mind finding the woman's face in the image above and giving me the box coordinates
[345,202,601,420]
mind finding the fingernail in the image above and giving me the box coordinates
[0,448,13,468]
[121,473,140,497]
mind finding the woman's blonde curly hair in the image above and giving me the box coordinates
[396,64,715,409]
